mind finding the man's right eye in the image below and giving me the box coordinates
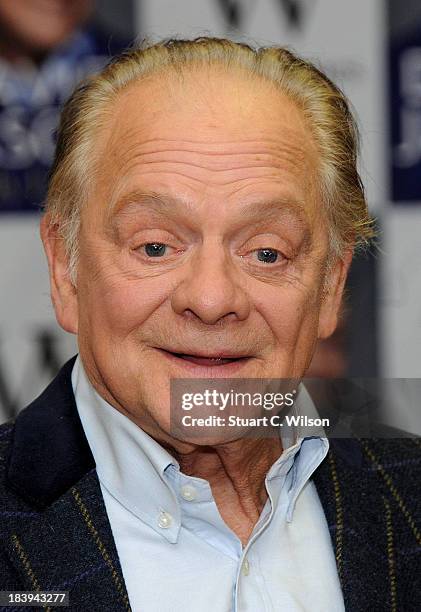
[143,243,167,257]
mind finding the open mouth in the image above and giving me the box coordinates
[157,349,250,367]
[169,353,245,366]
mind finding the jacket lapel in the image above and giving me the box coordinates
[4,470,131,611]
[4,357,131,611]
[313,438,392,611]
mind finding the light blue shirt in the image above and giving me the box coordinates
[72,356,345,611]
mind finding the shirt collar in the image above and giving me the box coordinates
[270,383,329,521]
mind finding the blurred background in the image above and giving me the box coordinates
[0,0,419,432]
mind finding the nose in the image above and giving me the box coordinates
[171,242,250,325]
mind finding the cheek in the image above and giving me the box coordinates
[255,283,321,347]
[78,269,172,338]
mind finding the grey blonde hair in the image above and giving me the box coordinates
[45,37,375,283]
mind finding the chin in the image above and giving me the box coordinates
[168,426,251,447]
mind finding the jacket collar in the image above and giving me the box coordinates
[4,357,131,610]
[6,356,95,508]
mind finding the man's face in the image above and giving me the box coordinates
[44,68,349,439]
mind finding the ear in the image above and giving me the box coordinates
[318,248,353,340]
[40,214,78,334]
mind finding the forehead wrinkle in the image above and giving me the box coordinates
[110,134,312,154]
[110,136,311,170]
[103,143,313,200]
[97,137,320,238]
[118,149,308,175]
[96,79,320,222]
[99,67,320,182]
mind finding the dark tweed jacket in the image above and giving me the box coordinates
[0,358,420,612]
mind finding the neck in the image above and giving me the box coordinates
[166,436,283,545]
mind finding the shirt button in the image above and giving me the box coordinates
[181,485,197,501]
[157,511,172,529]
[242,559,250,576]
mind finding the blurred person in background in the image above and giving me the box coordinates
[0,0,128,212]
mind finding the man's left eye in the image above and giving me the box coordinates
[143,243,168,257]
[254,248,280,264]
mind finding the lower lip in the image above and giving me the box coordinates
[155,349,252,377]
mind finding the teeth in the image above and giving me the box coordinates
[179,354,235,364]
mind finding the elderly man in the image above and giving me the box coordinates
[1,38,420,611]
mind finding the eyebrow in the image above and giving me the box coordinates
[109,190,312,240]
[110,190,195,217]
